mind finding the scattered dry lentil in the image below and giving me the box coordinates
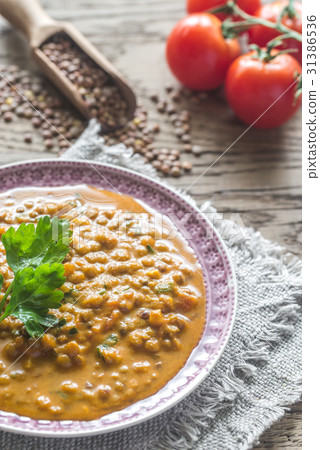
[3,111,13,122]
[0,64,86,152]
[182,161,193,171]
[23,133,32,144]
[0,63,207,176]
[192,145,203,156]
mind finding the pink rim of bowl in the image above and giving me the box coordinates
[0,159,237,437]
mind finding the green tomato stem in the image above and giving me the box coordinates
[208,1,302,43]
[250,43,297,63]
[286,0,298,20]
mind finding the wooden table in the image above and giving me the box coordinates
[0,0,301,447]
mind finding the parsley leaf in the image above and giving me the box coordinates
[2,216,71,274]
[0,216,71,338]
[0,263,65,338]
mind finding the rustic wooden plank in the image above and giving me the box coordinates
[0,0,301,447]
[256,403,302,449]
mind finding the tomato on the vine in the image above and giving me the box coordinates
[225,50,302,129]
[166,13,241,91]
[186,0,261,20]
[249,1,302,64]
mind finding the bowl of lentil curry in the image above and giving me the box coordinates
[0,160,237,436]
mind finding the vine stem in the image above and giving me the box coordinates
[208,1,302,43]
[283,0,298,20]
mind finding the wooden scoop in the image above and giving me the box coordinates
[0,0,137,129]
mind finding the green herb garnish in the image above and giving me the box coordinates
[63,288,76,303]
[155,282,174,294]
[97,346,104,359]
[0,264,66,338]
[0,216,71,338]
[65,288,75,296]
[69,326,78,335]
[1,216,71,273]
[56,390,68,399]
[146,244,155,254]
[104,333,118,346]
[97,333,118,359]
[58,318,67,328]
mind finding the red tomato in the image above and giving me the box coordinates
[187,0,261,20]
[225,50,302,129]
[166,13,241,91]
[249,1,302,64]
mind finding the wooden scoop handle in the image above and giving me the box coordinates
[0,0,56,44]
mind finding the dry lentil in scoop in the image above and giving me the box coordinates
[0,185,206,420]
[41,33,128,129]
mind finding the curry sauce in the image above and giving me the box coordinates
[0,185,206,420]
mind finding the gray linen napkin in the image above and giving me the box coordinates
[0,121,301,450]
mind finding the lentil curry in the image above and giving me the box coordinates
[0,185,206,420]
